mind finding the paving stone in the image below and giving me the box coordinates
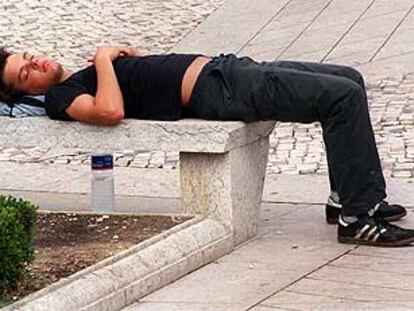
[392,171,413,178]
[297,163,318,174]
[115,156,133,167]
[286,278,414,307]
[261,290,413,311]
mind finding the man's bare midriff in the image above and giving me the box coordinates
[181,56,212,107]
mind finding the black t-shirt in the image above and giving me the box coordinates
[45,54,200,121]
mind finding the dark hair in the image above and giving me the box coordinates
[0,47,19,103]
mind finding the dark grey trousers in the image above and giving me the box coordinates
[186,54,386,216]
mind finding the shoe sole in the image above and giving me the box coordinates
[338,235,414,247]
[326,205,407,225]
[384,210,408,222]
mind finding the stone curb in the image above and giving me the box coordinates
[3,216,233,311]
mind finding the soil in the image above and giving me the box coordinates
[1,211,190,307]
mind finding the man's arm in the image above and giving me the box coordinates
[65,46,145,125]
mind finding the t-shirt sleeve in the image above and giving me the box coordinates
[45,82,89,121]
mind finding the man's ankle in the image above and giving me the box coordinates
[330,191,340,203]
[341,203,380,224]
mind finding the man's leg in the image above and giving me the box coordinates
[259,60,406,223]
[260,60,366,193]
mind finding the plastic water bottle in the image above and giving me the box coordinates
[91,153,115,212]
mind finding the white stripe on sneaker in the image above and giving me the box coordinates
[372,232,381,242]
[338,216,349,227]
[328,196,342,208]
[355,224,370,239]
[364,226,378,241]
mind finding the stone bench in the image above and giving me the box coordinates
[0,117,276,245]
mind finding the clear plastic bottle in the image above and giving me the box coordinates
[91,153,115,212]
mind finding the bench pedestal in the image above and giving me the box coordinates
[180,136,269,246]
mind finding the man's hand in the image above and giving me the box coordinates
[120,46,148,57]
[91,46,148,63]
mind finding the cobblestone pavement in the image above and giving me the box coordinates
[0,0,413,179]
[0,0,224,71]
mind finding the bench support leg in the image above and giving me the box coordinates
[180,136,269,246]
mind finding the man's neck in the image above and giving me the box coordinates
[60,70,73,82]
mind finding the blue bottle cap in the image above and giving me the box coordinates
[91,154,113,170]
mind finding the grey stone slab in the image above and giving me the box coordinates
[263,174,330,204]
[325,4,411,62]
[217,233,350,271]
[123,302,245,311]
[258,202,302,235]
[250,307,291,311]
[374,27,414,61]
[262,174,414,208]
[0,162,180,198]
[0,189,181,215]
[209,204,350,264]
[0,161,87,193]
[141,260,301,306]
[279,49,327,63]
[261,291,412,311]
[351,246,414,259]
[239,0,338,61]
[260,202,300,219]
[352,9,410,42]
[309,0,373,30]
[361,0,414,19]
[325,37,384,64]
[239,23,307,60]
[309,265,414,291]
[0,118,275,153]
[280,24,361,60]
[327,27,405,65]
[285,278,414,307]
[271,0,373,60]
[115,167,179,198]
[357,50,414,79]
[332,252,414,274]
[172,0,290,55]
[272,0,331,24]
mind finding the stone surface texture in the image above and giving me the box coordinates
[181,136,270,245]
[0,118,275,153]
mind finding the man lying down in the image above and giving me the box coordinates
[0,45,412,247]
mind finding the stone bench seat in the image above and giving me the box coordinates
[0,117,276,245]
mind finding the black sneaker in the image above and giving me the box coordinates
[338,215,414,247]
[326,197,407,224]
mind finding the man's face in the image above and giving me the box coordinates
[2,52,64,94]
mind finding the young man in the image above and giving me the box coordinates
[0,46,412,247]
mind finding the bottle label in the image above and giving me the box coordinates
[91,153,113,170]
